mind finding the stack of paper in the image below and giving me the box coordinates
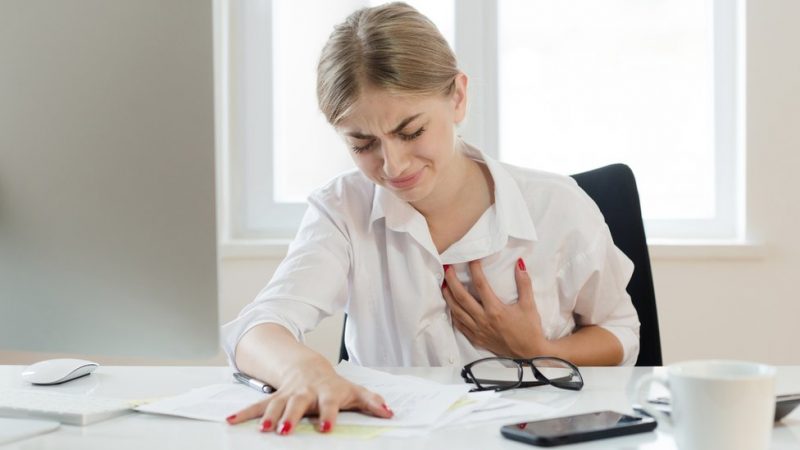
[135,362,555,436]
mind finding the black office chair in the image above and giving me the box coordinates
[571,164,662,366]
[340,163,662,366]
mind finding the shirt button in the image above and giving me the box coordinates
[448,356,455,364]
[436,273,443,281]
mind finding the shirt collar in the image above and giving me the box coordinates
[368,142,538,243]
[464,143,538,243]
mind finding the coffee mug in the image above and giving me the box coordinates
[635,360,776,450]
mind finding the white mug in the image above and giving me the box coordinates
[635,360,776,450]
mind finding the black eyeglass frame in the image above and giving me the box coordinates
[460,356,584,392]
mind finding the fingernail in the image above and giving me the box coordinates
[442,265,451,289]
[259,420,272,432]
[517,258,526,271]
[279,421,292,435]
[321,420,332,433]
[225,414,237,424]
[382,403,393,415]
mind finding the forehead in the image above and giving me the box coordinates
[337,87,445,132]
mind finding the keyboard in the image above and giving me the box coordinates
[0,389,133,426]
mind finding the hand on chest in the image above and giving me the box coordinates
[449,253,521,305]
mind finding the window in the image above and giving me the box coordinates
[218,0,743,241]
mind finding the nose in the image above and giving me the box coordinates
[381,140,410,178]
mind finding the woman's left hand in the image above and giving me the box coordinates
[442,258,550,358]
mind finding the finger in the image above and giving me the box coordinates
[514,258,534,308]
[260,394,288,432]
[442,285,479,330]
[354,387,394,419]
[277,392,316,436]
[226,398,270,425]
[316,394,339,433]
[443,266,486,319]
[468,260,502,309]
[452,315,480,346]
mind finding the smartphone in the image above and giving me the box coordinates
[500,410,657,447]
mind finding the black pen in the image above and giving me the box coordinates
[233,372,276,394]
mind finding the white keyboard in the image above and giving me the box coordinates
[0,389,133,426]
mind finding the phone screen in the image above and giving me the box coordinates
[512,411,646,438]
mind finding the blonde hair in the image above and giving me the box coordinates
[317,2,459,125]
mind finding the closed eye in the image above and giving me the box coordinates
[398,127,425,141]
[351,139,377,153]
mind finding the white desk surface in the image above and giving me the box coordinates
[2,365,800,449]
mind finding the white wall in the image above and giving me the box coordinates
[3,1,798,366]
[649,0,800,365]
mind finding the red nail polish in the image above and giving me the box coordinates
[321,420,332,433]
[225,414,237,423]
[517,258,526,271]
[260,420,272,432]
[443,264,451,272]
[279,421,292,435]
[442,265,451,289]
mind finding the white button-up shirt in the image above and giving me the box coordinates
[222,144,641,368]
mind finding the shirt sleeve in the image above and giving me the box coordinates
[220,196,352,371]
[557,227,641,366]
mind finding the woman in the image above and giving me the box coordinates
[223,2,639,436]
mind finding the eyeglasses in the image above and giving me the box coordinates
[461,356,584,392]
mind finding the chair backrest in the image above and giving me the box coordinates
[340,163,662,366]
[570,164,662,366]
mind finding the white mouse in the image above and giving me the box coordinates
[21,359,99,385]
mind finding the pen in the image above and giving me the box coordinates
[233,372,276,394]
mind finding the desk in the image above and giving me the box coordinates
[2,365,800,449]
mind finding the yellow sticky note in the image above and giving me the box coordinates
[243,420,390,439]
[447,396,477,411]
[294,422,391,439]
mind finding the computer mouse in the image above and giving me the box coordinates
[20,358,99,385]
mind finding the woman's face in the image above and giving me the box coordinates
[335,74,467,205]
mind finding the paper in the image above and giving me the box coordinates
[135,363,554,434]
[135,384,266,422]
[330,363,470,427]
[242,420,392,439]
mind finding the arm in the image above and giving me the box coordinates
[227,323,393,434]
[222,197,393,434]
[234,323,334,390]
[539,325,623,366]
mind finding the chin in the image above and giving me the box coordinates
[390,183,434,204]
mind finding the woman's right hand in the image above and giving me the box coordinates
[225,363,393,435]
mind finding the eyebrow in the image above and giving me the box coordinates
[345,113,423,139]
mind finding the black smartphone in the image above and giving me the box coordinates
[500,410,657,447]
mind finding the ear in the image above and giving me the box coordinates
[452,72,468,124]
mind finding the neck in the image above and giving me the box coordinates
[411,143,493,222]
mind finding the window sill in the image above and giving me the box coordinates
[220,239,766,261]
[646,239,765,261]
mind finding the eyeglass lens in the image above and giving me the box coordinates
[469,357,581,390]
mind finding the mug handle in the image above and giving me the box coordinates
[634,372,673,426]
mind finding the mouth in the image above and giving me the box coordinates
[387,168,425,190]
